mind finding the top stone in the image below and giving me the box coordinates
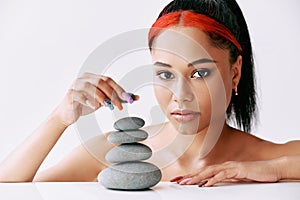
[113,117,145,131]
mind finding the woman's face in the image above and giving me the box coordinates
[151,26,242,135]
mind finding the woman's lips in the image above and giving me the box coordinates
[170,109,200,123]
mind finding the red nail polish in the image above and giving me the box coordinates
[198,180,208,187]
[170,176,184,182]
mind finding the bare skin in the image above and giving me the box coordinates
[27,120,300,183]
[0,26,299,186]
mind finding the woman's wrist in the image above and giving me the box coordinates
[273,156,288,180]
[48,109,69,131]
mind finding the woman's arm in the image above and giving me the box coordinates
[171,155,300,187]
[0,73,134,182]
[170,139,300,187]
[279,155,300,180]
[276,141,300,180]
[33,134,112,182]
[0,113,67,182]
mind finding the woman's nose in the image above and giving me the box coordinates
[171,77,194,103]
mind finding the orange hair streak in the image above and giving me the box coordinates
[148,11,242,53]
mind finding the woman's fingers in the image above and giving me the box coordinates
[183,165,224,184]
[70,89,88,106]
[73,73,137,110]
[94,76,124,109]
[204,168,237,187]
[173,162,243,186]
[57,73,138,126]
[88,74,138,109]
[85,73,126,98]
[71,89,100,110]
[172,160,282,187]
[169,176,184,182]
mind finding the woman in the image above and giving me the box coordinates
[0,0,299,187]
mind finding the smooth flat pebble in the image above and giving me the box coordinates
[105,143,152,163]
[107,130,148,144]
[113,117,145,131]
[98,161,162,190]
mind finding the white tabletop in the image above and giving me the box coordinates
[0,182,299,200]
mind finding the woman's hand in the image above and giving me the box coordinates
[53,72,138,127]
[0,72,139,182]
[170,159,283,187]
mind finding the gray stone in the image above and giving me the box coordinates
[105,143,152,163]
[107,130,148,144]
[98,161,162,190]
[113,117,145,131]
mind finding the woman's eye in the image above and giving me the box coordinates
[191,69,210,79]
[156,71,175,80]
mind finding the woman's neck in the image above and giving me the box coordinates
[145,119,233,169]
[174,121,232,166]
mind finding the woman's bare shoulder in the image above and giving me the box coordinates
[229,127,273,145]
[269,140,300,156]
[226,127,277,160]
[230,127,300,159]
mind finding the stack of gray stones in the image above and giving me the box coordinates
[98,117,162,190]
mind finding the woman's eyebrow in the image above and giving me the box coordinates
[153,58,217,68]
[188,58,217,67]
[153,61,172,68]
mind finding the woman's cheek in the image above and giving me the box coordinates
[154,85,171,109]
[193,85,212,123]
[206,78,229,117]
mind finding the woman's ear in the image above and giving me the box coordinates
[231,55,242,90]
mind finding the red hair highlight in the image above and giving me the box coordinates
[148,11,242,53]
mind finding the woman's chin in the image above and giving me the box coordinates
[178,129,198,135]
[174,121,214,136]
[168,115,202,135]
[176,122,202,135]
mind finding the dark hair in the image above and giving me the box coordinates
[154,0,257,132]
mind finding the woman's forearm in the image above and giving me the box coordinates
[0,112,67,182]
[0,73,136,182]
[278,156,300,180]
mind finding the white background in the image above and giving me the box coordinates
[0,0,299,171]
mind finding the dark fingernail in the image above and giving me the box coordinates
[108,104,114,110]
[170,176,184,182]
[198,180,208,187]
[128,93,136,101]
[104,99,110,106]
[121,92,134,104]
[104,99,114,110]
